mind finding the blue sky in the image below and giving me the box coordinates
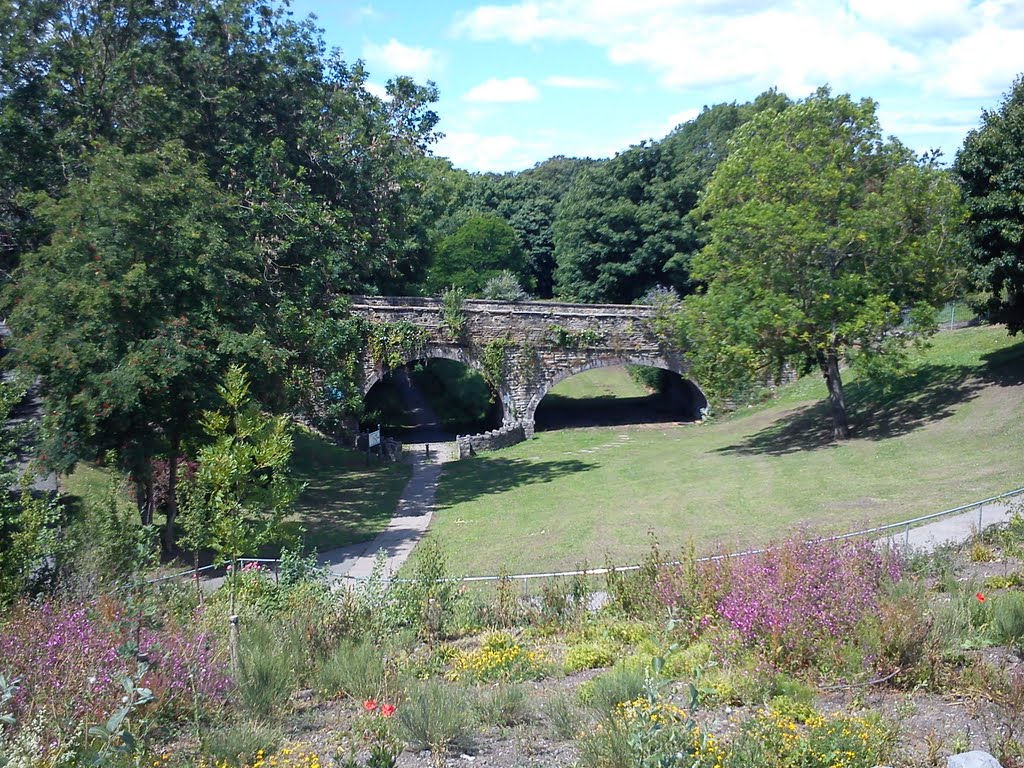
[287,0,1022,173]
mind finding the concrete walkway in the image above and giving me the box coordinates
[896,495,1021,553]
[317,442,454,583]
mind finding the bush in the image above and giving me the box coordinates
[544,692,583,741]
[449,632,547,683]
[992,592,1024,651]
[579,664,648,716]
[395,679,475,754]
[317,638,391,701]
[473,684,531,726]
[202,720,283,767]
[564,641,617,674]
[236,623,298,719]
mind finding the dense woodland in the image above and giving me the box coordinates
[1,0,1023,585]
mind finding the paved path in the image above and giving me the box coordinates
[896,495,1021,552]
[318,443,454,583]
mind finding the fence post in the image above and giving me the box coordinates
[904,523,910,550]
[978,503,984,535]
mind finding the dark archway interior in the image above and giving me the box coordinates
[362,359,500,441]
[533,366,707,432]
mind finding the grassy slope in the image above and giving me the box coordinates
[284,429,411,551]
[426,326,1024,576]
[61,428,412,555]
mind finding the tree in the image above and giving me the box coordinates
[5,142,276,549]
[692,88,965,439]
[954,75,1024,334]
[553,93,790,304]
[425,214,529,295]
[180,364,299,569]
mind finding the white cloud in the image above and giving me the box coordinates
[543,75,616,90]
[364,82,390,100]
[453,1,1024,105]
[435,131,551,171]
[363,38,440,81]
[463,76,541,102]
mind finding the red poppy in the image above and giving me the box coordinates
[363,699,377,712]
[976,593,986,603]
[381,703,396,718]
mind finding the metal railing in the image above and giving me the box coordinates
[146,485,1024,589]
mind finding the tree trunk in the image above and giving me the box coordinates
[136,467,155,526]
[162,444,179,554]
[821,350,851,440]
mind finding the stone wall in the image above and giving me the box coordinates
[456,423,528,459]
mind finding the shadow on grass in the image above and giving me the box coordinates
[718,337,1024,456]
[535,393,689,431]
[283,431,412,550]
[437,457,597,508]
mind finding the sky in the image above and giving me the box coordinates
[285,0,1023,173]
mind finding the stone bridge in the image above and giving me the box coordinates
[351,296,707,450]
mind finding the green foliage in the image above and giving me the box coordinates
[181,365,299,566]
[318,639,392,701]
[547,324,603,349]
[481,270,529,301]
[954,74,1024,334]
[440,286,468,340]
[392,540,465,640]
[202,721,284,768]
[691,87,966,437]
[554,93,790,304]
[394,679,475,754]
[236,623,299,719]
[545,692,584,740]
[473,684,531,727]
[409,360,493,434]
[366,321,428,372]
[481,336,517,394]
[564,642,617,673]
[991,592,1024,652]
[579,664,649,715]
[427,214,529,294]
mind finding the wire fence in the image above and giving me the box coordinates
[147,485,1024,590]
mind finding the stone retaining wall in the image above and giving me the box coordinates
[456,423,528,459]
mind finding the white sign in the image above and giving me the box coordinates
[368,429,381,448]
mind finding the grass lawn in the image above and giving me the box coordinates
[60,428,412,556]
[426,325,1024,576]
[284,428,411,551]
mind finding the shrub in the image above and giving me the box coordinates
[449,632,547,683]
[579,664,648,716]
[713,536,902,669]
[726,708,898,768]
[395,679,475,754]
[544,692,583,741]
[538,574,590,627]
[236,623,297,719]
[930,580,990,653]
[992,592,1024,651]
[201,720,283,767]
[564,642,617,673]
[860,591,934,687]
[473,684,531,727]
[317,638,391,701]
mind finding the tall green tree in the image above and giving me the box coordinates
[553,92,790,304]
[691,88,965,439]
[954,75,1024,334]
[5,142,276,548]
[425,213,529,295]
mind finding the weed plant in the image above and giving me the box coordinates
[317,639,391,701]
[236,623,298,719]
[473,684,531,727]
[579,664,649,716]
[394,679,475,754]
[201,720,283,767]
[544,692,583,740]
[991,592,1024,651]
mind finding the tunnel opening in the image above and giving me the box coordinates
[362,359,500,442]
[532,365,707,432]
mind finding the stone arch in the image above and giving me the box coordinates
[522,354,708,427]
[360,345,481,393]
